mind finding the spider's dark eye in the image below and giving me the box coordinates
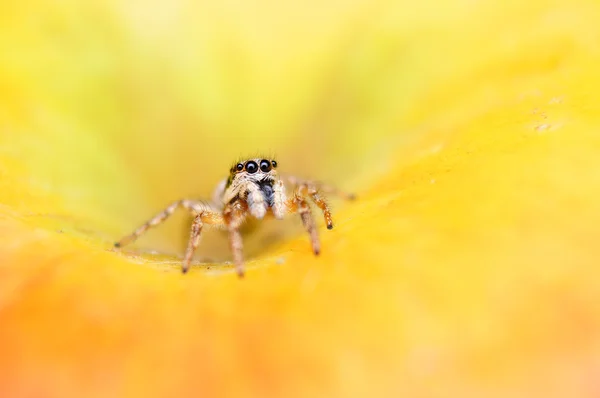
[245,161,258,174]
[260,159,271,172]
[271,160,277,168]
[235,163,244,172]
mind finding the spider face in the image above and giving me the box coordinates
[224,158,280,216]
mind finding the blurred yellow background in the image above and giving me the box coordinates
[2,0,600,397]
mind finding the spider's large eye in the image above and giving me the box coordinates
[271,160,277,168]
[260,159,271,172]
[235,163,244,172]
[245,161,258,174]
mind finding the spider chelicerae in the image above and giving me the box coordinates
[114,158,355,277]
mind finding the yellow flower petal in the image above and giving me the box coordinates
[1,1,600,397]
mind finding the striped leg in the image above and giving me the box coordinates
[223,200,248,278]
[284,175,356,201]
[310,191,333,229]
[288,193,320,256]
[182,214,203,273]
[295,183,334,230]
[114,199,216,248]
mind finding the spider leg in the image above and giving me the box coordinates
[223,200,248,278]
[114,199,218,248]
[181,209,225,272]
[288,193,321,256]
[309,188,334,230]
[283,175,356,201]
[294,183,334,230]
[182,214,203,273]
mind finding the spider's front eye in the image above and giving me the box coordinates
[271,160,277,168]
[236,163,244,172]
[245,161,258,174]
[260,159,271,172]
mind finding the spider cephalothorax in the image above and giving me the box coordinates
[222,158,283,219]
[115,158,354,277]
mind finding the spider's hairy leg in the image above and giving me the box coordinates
[180,209,225,273]
[288,193,321,256]
[223,200,248,278]
[295,184,334,230]
[182,214,203,273]
[284,175,356,201]
[114,200,216,248]
[272,179,286,219]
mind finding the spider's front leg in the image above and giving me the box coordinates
[114,199,223,273]
[283,175,355,230]
[181,209,224,273]
[287,192,321,256]
[114,199,213,248]
[284,175,356,201]
[223,200,248,278]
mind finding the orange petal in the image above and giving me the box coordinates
[2,1,600,397]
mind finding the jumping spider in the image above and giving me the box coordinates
[114,158,354,277]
